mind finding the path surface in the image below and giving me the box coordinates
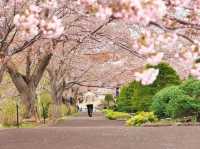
[55,112,124,127]
[1,112,200,149]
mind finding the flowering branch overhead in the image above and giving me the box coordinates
[78,0,200,85]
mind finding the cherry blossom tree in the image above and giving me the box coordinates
[0,0,70,118]
[1,0,123,117]
[46,16,124,104]
[0,0,64,77]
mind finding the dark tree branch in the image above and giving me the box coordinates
[149,21,195,44]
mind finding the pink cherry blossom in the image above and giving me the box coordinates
[13,1,64,39]
[96,6,112,20]
[147,53,164,66]
[135,68,159,85]
[139,44,156,55]
[79,0,167,24]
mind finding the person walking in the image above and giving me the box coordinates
[84,89,95,117]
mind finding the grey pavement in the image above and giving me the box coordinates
[0,112,200,149]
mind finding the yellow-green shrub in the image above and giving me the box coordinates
[126,112,157,126]
[103,110,131,120]
[60,104,69,117]
[0,99,25,126]
[102,109,113,114]
[37,92,52,119]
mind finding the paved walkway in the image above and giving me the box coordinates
[54,112,124,127]
[1,112,200,149]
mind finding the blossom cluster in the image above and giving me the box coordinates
[132,30,170,85]
[13,0,64,40]
[167,0,200,24]
[78,0,166,25]
[135,68,159,85]
[176,45,200,78]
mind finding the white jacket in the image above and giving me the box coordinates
[84,91,95,105]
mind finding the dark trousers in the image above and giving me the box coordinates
[87,104,93,117]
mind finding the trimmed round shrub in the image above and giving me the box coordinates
[116,63,181,112]
[151,86,200,118]
[180,79,200,99]
[166,95,200,118]
[126,112,157,126]
[151,86,184,118]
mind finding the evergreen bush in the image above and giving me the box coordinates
[116,63,181,112]
[180,79,200,99]
[151,86,200,119]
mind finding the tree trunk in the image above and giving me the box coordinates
[48,69,65,105]
[6,53,52,119]
[50,80,65,105]
[0,65,5,84]
[6,69,37,118]
[20,85,37,118]
[51,86,63,105]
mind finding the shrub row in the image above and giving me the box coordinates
[126,112,157,126]
[152,81,200,119]
[0,92,76,126]
[103,109,131,120]
[103,110,157,126]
